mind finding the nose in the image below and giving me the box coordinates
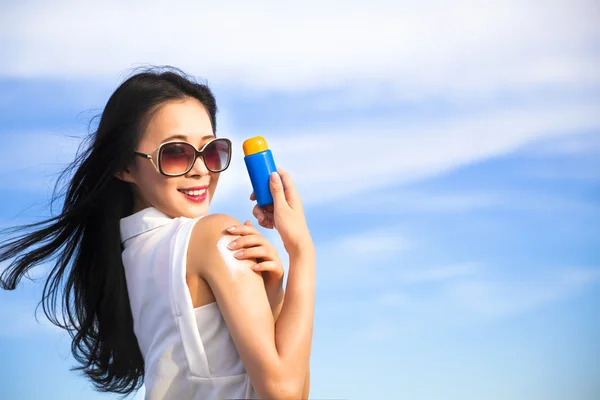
[185,154,209,177]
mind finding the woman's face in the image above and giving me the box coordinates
[120,97,221,219]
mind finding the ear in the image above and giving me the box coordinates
[114,168,136,184]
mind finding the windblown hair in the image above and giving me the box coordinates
[0,66,218,395]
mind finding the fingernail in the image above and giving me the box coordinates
[227,241,237,249]
[252,264,260,270]
[258,214,264,222]
[227,226,236,232]
[234,250,244,258]
[271,172,279,182]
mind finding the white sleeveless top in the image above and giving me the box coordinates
[120,207,257,399]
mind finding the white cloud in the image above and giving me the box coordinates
[310,228,410,286]
[397,263,480,283]
[336,191,498,214]
[1,0,598,97]
[326,230,409,255]
[523,131,600,157]
[319,228,408,259]
[258,99,600,205]
[337,266,600,344]
[335,189,600,215]
[444,267,600,319]
[316,242,480,287]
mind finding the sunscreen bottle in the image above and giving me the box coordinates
[243,136,277,207]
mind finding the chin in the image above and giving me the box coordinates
[180,202,211,219]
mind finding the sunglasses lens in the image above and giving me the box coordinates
[203,139,230,171]
[160,143,195,175]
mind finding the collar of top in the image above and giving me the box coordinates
[120,207,173,245]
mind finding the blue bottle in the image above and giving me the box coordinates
[243,136,277,207]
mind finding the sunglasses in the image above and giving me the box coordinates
[134,137,232,176]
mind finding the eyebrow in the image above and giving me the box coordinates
[161,134,216,144]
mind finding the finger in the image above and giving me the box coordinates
[265,211,276,229]
[244,220,253,227]
[257,210,274,230]
[260,209,274,223]
[226,223,260,236]
[249,191,256,201]
[252,205,266,224]
[277,168,301,208]
[269,171,288,209]
[263,220,274,229]
[233,246,275,261]
[262,204,274,213]
[251,260,283,273]
[258,218,274,230]
[227,234,268,251]
[255,218,268,229]
[268,213,276,228]
[252,209,269,228]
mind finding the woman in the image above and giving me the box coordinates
[0,67,315,399]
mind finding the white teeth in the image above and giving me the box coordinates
[181,189,206,196]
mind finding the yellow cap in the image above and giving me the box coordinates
[243,136,269,156]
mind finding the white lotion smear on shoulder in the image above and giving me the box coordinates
[216,235,254,278]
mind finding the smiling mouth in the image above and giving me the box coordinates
[178,188,207,196]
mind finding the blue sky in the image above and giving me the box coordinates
[1,1,599,399]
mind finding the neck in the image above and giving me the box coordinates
[132,195,152,214]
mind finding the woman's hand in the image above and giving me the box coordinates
[226,220,284,318]
[250,192,275,230]
[267,169,314,257]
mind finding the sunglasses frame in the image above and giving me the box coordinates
[134,137,232,177]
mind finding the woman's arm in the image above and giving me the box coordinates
[190,213,315,400]
[301,368,310,399]
[268,284,285,322]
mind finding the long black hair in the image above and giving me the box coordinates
[0,66,218,395]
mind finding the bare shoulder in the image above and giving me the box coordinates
[188,213,251,278]
[192,213,240,242]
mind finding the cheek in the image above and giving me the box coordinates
[209,173,220,190]
[208,175,220,199]
[134,166,171,198]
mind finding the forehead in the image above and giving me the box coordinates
[143,98,214,146]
